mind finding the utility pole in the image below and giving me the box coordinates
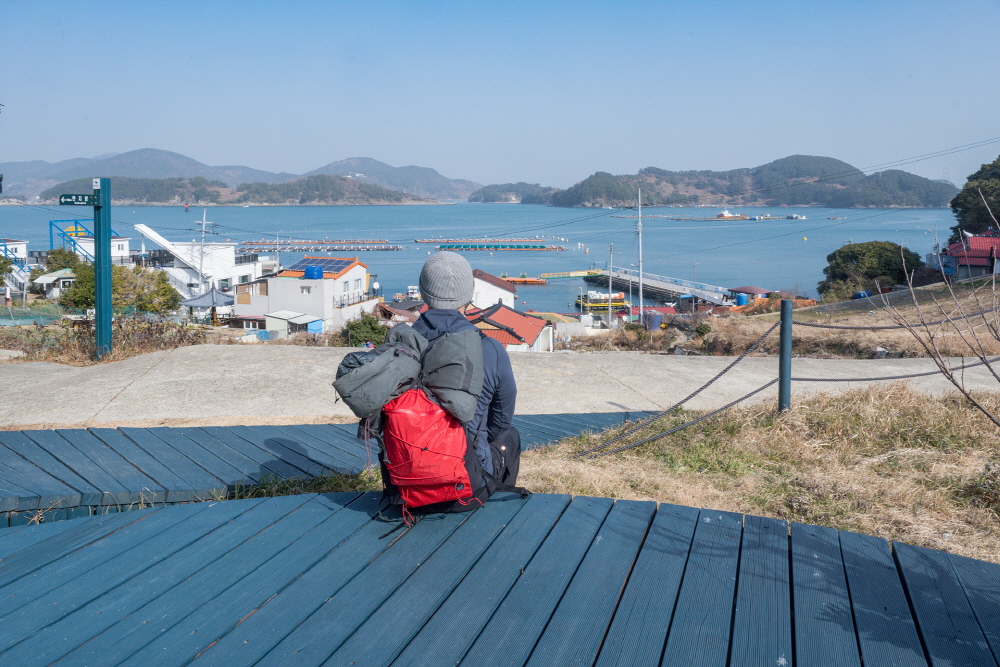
[637,187,644,320]
[94,178,112,358]
[608,243,614,328]
[195,210,218,294]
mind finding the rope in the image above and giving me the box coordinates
[792,307,998,331]
[588,379,779,459]
[574,321,779,458]
[793,356,999,382]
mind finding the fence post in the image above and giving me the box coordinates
[779,299,792,411]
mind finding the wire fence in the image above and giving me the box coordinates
[581,300,1000,459]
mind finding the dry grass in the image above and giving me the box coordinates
[519,383,1000,563]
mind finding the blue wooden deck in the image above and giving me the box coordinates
[1,491,997,666]
[0,412,645,526]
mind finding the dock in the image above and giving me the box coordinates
[415,237,545,243]
[585,268,732,305]
[239,244,402,251]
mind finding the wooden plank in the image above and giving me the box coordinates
[88,428,200,503]
[222,425,330,477]
[20,429,133,505]
[141,427,257,488]
[53,493,375,667]
[949,551,1000,661]
[791,523,862,667]
[0,508,160,588]
[0,517,89,559]
[248,424,352,475]
[173,426,300,480]
[594,503,700,667]
[0,466,37,512]
[895,541,997,666]
[458,496,615,667]
[117,428,229,498]
[525,499,657,667]
[322,493,534,667]
[0,431,104,506]
[730,515,793,667]
[0,499,259,649]
[0,449,80,509]
[659,509,744,666]
[276,423,368,464]
[249,510,477,667]
[269,424,366,472]
[391,494,572,667]
[56,429,167,504]
[1,494,329,667]
[196,425,315,479]
[840,530,927,667]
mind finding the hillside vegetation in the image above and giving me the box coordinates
[40,174,424,205]
[469,155,959,208]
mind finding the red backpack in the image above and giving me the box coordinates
[381,387,479,517]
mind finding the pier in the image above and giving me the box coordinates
[585,268,732,305]
[238,244,402,251]
[437,243,565,251]
[415,237,545,243]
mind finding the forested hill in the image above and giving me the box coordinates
[468,156,959,208]
[39,175,425,205]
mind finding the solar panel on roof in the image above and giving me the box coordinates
[285,258,354,273]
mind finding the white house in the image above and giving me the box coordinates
[72,236,133,265]
[233,256,379,333]
[133,223,273,299]
[1,239,29,296]
[472,269,516,309]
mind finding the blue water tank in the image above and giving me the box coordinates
[736,293,749,306]
[643,311,663,331]
[303,265,323,280]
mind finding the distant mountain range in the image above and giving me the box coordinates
[0,148,481,201]
[469,155,960,209]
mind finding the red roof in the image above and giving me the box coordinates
[466,303,547,345]
[968,236,1000,251]
[472,269,516,293]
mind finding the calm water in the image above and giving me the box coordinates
[0,203,955,312]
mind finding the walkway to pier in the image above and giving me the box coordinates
[2,490,997,666]
[589,268,732,304]
[0,413,644,526]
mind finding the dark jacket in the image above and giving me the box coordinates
[413,309,517,475]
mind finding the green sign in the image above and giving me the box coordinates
[59,194,98,205]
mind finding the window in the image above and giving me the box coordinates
[117,244,125,251]
[239,275,250,284]
[219,278,231,290]
[354,278,362,290]
[300,286,312,294]
[343,280,350,292]
[61,280,74,288]
[243,320,262,329]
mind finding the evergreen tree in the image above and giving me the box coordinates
[949,155,1000,242]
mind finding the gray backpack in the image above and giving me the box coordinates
[333,323,484,423]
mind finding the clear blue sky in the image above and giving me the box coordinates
[3,0,999,188]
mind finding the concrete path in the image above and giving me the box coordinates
[0,345,995,429]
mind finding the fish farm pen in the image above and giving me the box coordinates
[436,243,566,251]
[414,238,546,243]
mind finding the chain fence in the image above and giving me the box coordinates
[582,301,1000,460]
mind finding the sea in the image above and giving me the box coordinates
[0,203,955,313]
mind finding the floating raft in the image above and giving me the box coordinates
[2,490,998,666]
[242,239,389,245]
[437,243,566,251]
[239,244,402,251]
[414,237,545,243]
[0,413,645,526]
[505,276,547,285]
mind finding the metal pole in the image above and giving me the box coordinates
[779,299,792,411]
[94,177,112,359]
[637,187,644,319]
[608,243,613,328]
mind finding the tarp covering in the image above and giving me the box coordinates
[180,287,234,307]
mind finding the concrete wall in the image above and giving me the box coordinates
[329,298,379,330]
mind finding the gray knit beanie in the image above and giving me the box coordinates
[419,251,474,310]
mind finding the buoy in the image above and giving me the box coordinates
[803,237,807,241]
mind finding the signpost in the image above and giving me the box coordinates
[58,194,98,206]
[60,178,112,359]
